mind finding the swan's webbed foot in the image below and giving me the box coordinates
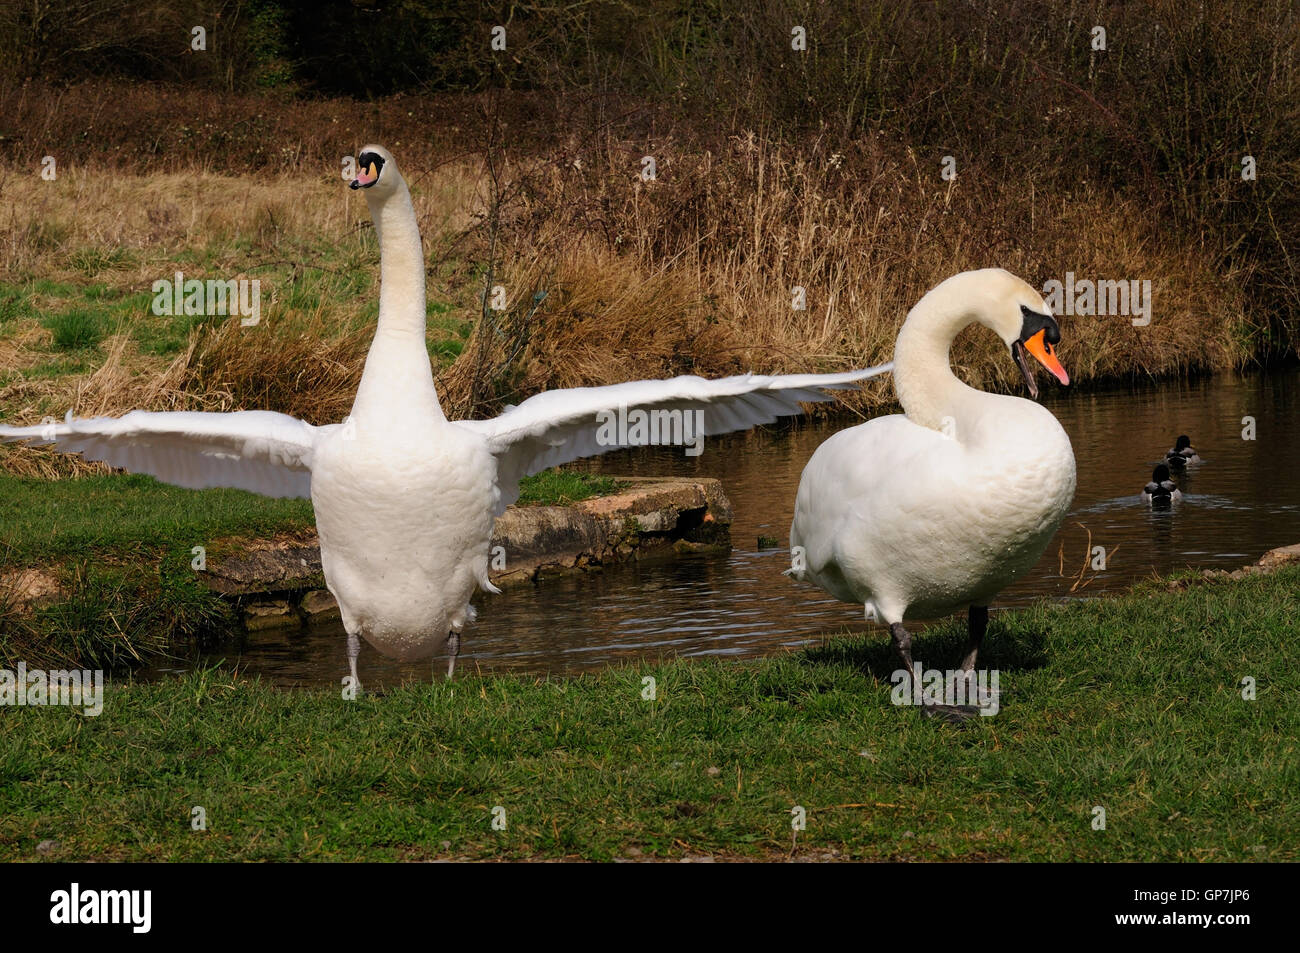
[958,668,1001,708]
[922,703,981,724]
[446,629,460,680]
[890,620,985,724]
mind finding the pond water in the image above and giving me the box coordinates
[156,369,1300,687]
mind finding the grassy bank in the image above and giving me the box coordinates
[0,472,317,668]
[2,566,1296,862]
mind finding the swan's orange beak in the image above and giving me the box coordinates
[1024,329,1069,385]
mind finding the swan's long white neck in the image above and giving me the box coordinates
[892,282,989,432]
[351,177,444,424]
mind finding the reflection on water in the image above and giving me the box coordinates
[158,370,1300,688]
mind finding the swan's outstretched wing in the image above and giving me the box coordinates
[456,364,893,512]
[0,410,332,499]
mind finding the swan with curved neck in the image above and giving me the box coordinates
[0,144,895,689]
[789,268,1076,720]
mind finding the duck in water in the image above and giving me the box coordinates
[1142,463,1182,507]
[1165,434,1201,470]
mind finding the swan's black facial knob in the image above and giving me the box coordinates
[1011,305,1069,396]
[350,152,386,190]
[1018,305,1061,345]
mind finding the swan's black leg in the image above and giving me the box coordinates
[957,604,1000,710]
[446,629,460,679]
[890,621,977,724]
[889,621,918,683]
[960,605,988,673]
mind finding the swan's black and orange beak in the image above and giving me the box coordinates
[1012,306,1068,399]
[349,152,384,190]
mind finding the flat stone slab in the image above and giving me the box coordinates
[1257,543,1300,569]
[300,589,341,623]
[243,599,297,632]
[1178,542,1300,586]
[489,477,733,587]
[201,536,323,596]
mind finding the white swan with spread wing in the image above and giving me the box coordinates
[0,145,892,688]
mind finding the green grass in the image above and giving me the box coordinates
[0,472,316,565]
[0,288,22,326]
[0,472,316,669]
[515,471,625,506]
[278,264,371,313]
[41,309,103,351]
[1,567,1295,862]
[25,278,80,298]
[426,305,471,365]
[135,310,221,357]
[7,357,92,380]
[1,561,234,671]
[0,257,472,411]
[38,283,206,358]
[68,246,131,278]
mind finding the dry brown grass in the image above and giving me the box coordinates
[180,308,371,424]
[0,161,480,439]
[440,132,1254,414]
[0,125,1258,478]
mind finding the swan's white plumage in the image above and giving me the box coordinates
[0,409,328,498]
[0,143,894,670]
[457,365,894,513]
[789,268,1077,624]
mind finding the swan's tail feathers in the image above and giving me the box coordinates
[477,572,502,596]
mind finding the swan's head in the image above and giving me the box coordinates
[969,268,1070,400]
[1010,302,1069,400]
[349,144,399,196]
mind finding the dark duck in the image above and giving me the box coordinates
[1165,434,1201,470]
[1143,463,1182,507]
